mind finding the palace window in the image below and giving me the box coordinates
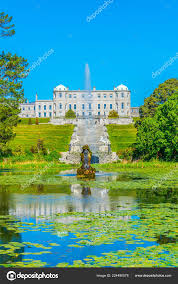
[69,94,72,98]
[59,103,62,109]
[82,112,85,116]
[28,107,30,110]
[82,104,85,110]
[23,107,25,111]
[44,112,46,117]
[98,104,100,109]
[98,112,100,116]
[34,106,35,111]
[98,94,101,98]
[39,112,41,117]
[73,94,76,98]
[39,105,41,110]
[89,103,92,110]
[49,105,52,110]
[121,102,124,109]
[69,104,72,110]
[89,112,92,116]
[44,105,46,110]
[110,94,113,98]
[104,104,106,109]
[59,93,62,98]
[49,112,52,117]
[74,104,76,110]
[110,104,112,110]
[104,94,107,98]
[121,93,124,98]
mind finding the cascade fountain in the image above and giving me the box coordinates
[60,63,118,165]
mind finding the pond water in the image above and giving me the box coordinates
[0,170,177,267]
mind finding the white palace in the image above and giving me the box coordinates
[20,84,139,118]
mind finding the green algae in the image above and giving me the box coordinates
[1,202,177,267]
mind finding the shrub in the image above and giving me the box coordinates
[35,117,39,125]
[117,147,134,160]
[37,139,47,155]
[44,150,60,161]
[28,118,32,125]
[30,145,38,154]
[30,139,47,155]
[12,145,25,156]
[0,144,12,158]
[65,109,76,119]
[108,110,119,119]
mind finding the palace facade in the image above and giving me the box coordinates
[20,84,140,118]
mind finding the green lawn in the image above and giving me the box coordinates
[10,124,74,152]
[106,124,137,152]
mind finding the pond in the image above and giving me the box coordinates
[0,170,177,267]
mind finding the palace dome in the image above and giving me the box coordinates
[55,84,67,91]
[116,84,128,91]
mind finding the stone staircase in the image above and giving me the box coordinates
[59,119,118,164]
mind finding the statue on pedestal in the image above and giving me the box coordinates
[77,145,96,179]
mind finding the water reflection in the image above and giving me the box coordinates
[0,192,24,265]
[0,184,137,221]
[81,186,91,196]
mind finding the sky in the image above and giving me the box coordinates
[1,0,178,106]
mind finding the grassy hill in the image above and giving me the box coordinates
[10,124,74,152]
[106,124,137,152]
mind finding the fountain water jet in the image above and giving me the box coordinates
[81,64,98,154]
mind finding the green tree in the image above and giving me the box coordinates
[108,110,119,118]
[134,94,178,161]
[0,12,15,37]
[65,109,76,118]
[0,13,28,155]
[0,52,28,148]
[139,78,178,120]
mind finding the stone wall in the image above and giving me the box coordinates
[50,117,133,125]
[59,151,119,164]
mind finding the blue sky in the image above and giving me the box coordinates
[1,0,178,106]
